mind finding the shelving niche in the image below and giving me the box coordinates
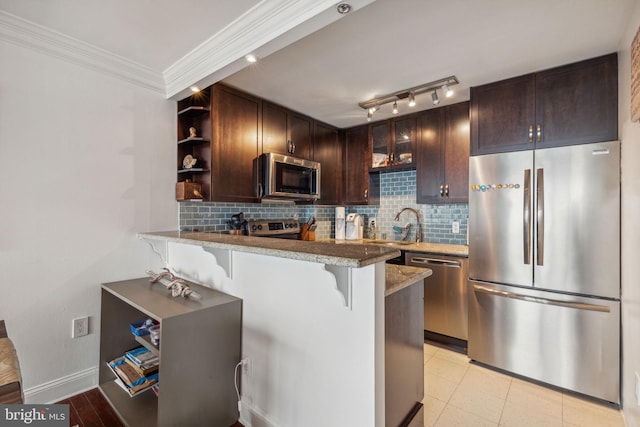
[177,89,212,200]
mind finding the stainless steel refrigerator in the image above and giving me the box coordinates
[468,140,620,403]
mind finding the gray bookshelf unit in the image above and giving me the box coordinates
[99,277,242,427]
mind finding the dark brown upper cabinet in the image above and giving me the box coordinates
[343,125,379,205]
[313,122,342,205]
[211,84,261,203]
[470,53,617,155]
[370,116,416,171]
[416,102,470,204]
[262,101,312,160]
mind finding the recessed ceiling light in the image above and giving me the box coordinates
[337,3,352,14]
[190,86,200,93]
[245,54,257,63]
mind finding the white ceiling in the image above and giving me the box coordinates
[0,0,635,128]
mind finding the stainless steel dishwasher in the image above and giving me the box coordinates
[405,252,468,343]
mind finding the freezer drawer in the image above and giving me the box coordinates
[406,252,468,341]
[468,280,620,403]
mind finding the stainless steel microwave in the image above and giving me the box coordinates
[258,153,320,200]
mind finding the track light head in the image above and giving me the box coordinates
[432,90,440,105]
[442,84,454,97]
[392,101,398,115]
[408,92,416,107]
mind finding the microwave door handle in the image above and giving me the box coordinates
[523,169,531,265]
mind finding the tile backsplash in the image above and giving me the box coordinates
[179,170,468,245]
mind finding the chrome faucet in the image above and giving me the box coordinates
[394,207,422,243]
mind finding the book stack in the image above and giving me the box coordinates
[108,346,159,397]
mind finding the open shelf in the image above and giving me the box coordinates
[177,106,210,118]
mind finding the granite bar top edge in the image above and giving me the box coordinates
[385,264,433,297]
[138,231,400,268]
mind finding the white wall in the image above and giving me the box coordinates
[619,1,640,425]
[0,39,177,401]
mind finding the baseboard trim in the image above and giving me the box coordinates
[24,366,98,404]
[239,399,280,427]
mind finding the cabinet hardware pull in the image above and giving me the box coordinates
[292,142,296,153]
[440,184,444,197]
[364,189,368,200]
[445,184,449,197]
[536,124,542,142]
[287,140,293,153]
[528,125,533,143]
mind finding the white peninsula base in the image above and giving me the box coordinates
[166,241,386,427]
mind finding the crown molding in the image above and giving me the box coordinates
[0,10,164,93]
[163,0,343,99]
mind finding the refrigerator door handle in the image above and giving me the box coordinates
[536,168,544,266]
[472,284,610,312]
[523,169,532,265]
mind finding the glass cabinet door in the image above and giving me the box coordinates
[393,117,415,166]
[371,122,390,168]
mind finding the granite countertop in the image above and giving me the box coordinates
[138,231,400,268]
[385,264,432,297]
[329,239,468,257]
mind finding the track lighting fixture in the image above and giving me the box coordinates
[432,90,440,105]
[408,92,416,107]
[358,76,459,121]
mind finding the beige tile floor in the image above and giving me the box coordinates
[423,342,625,427]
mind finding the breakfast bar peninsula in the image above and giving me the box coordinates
[137,231,430,427]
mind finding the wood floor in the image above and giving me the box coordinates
[56,388,243,427]
[56,388,124,427]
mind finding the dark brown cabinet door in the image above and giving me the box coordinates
[535,53,617,148]
[416,108,444,203]
[471,53,618,155]
[444,102,470,203]
[262,101,313,159]
[211,85,260,202]
[313,122,342,205]
[289,113,313,159]
[416,102,470,204]
[470,74,535,155]
[262,101,288,155]
[344,125,377,205]
[370,121,391,169]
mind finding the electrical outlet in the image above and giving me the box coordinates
[242,358,252,377]
[368,218,376,229]
[72,316,89,338]
[452,221,460,234]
